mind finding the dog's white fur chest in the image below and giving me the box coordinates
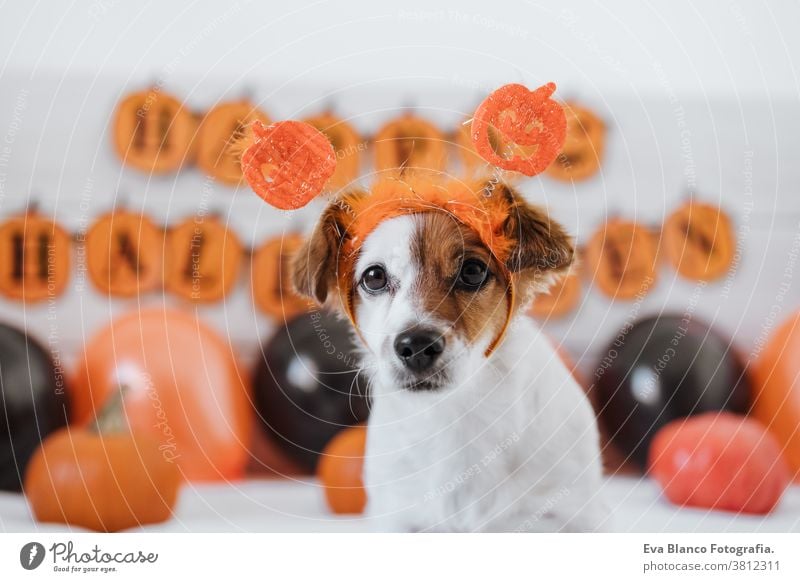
[346,214,609,531]
[362,317,609,532]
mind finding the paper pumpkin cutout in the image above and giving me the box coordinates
[164,216,242,302]
[113,89,196,174]
[0,214,71,302]
[529,272,581,319]
[251,234,310,320]
[241,120,336,210]
[663,202,735,281]
[197,101,270,185]
[86,212,163,296]
[303,113,362,190]
[586,220,658,300]
[546,102,605,181]
[374,115,447,173]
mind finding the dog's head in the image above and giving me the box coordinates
[292,178,573,393]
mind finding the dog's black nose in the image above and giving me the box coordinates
[394,329,445,372]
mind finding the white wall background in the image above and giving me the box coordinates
[0,0,799,378]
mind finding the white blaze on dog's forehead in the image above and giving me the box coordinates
[355,215,421,344]
[355,215,415,277]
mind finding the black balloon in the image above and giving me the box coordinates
[594,315,750,470]
[253,310,369,471]
[1,323,68,491]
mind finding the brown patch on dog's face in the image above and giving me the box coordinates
[411,213,510,344]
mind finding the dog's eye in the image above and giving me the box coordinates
[457,259,489,289]
[360,265,388,293]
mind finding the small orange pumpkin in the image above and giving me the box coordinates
[304,113,363,190]
[374,115,447,173]
[0,213,71,302]
[663,202,735,281]
[251,234,310,320]
[196,101,270,185]
[546,102,605,181]
[317,425,367,514]
[164,215,242,302]
[25,389,181,532]
[455,119,510,175]
[86,211,163,296]
[529,272,581,319]
[113,89,197,174]
[586,220,658,300]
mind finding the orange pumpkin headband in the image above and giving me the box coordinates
[334,176,517,356]
[240,82,567,356]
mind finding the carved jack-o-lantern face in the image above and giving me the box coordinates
[374,115,447,173]
[164,216,242,302]
[197,101,270,185]
[303,114,362,190]
[663,202,735,281]
[113,89,197,174]
[251,234,310,321]
[529,271,581,319]
[455,120,508,175]
[86,212,162,296]
[546,103,605,181]
[586,220,658,300]
[0,214,71,302]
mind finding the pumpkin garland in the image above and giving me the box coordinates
[196,101,271,184]
[86,211,163,296]
[113,89,197,174]
[546,102,606,181]
[251,234,311,321]
[164,215,243,302]
[374,114,447,174]
[585,219,659,300]
[303,113,363,190]
[0,213,71,302]
[662,201,735,281]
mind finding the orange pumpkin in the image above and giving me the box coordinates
[85,211,162,296]
[317,425,367,514]
[0,213,71,302]
[663,202,735,281]
[25,390,181,532]
[585,220,658,300]
[529,272,581,319]
[374,115,447,173]
[113,89,197,174]
[196,101,270,184]
[251,234,310,321]
[546,102,605,181]
[304,113,363,190]
[164,215,242,302]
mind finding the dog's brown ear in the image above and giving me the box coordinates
[494,183,574,274]
[292,202,350,306]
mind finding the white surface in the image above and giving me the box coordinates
[1,477,798,533]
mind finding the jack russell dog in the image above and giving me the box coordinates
[292,178,609,532]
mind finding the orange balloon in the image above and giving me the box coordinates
[317,425,367,514]
[752,311,800,481]
[71,308,252,482]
